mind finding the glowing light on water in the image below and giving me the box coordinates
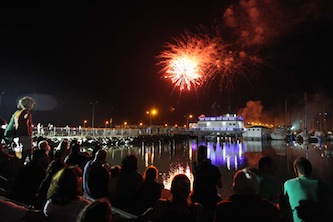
[162,163,193,190]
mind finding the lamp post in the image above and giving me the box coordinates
[83,120,87,128]
[90,101,98,128]
[186,114,193,129]
[146,109,157,127]
[105,121,109,128]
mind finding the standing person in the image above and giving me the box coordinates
[191,145,222,222]
[214,168,281,222]
[4,96,35,163]
[278,157,332,222]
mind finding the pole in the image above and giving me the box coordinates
[149,114,152,127]
[90,101,98,128]
[0,92,4,114]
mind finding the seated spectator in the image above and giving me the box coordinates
[82,149,111,199]
[214,168,281,222]
[43,166,91,222]
[34,139,70,210]
[113,154,143,216]
[108,164,121,203]
[9,149,48,206]
[65,143,89,171]
[0,197,45,222]
[37,140,51,164]
[278,157,332,222]
[139,165,164,214]
[142,173,203,222]
[255,156,279,204]
[76,198,112,222]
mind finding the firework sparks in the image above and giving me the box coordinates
[157,31,221,91]
[157,30,263,92]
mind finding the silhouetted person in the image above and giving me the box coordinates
[139,165,164,214]
[278,157,332,222]
[82,149,111,199]
[191,145,222,222]
[9,149,48,206]
[43,166,91,222]
[142,173,203,222]
[256,155,279,204]
[114,154,143,216]
[214,168,281,222]
[35,139,70,210]
[76,198,112,222]
[65,143,89,171]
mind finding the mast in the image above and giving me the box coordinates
[304,92,307,133]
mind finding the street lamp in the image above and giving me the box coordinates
[146,109,157,126]
[90,101,98,128]
[186,114,193,129]
[83,120,87,128]
[105,121,109,128]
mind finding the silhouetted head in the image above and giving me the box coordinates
[294,157,312,177]
[143,165,158,182]
[93,149,108,164]
[233,168,259,195]
[71,143,81,154]
[77,198,112,222]
[258,156,277,176]
[121,154,138,173]
[92,144,102,158]
[171,174,191,201]
[47,166,81,203]
[197,145,208,162]
[38,140,51,152]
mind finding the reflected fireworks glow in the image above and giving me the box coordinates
[162,162,193,190]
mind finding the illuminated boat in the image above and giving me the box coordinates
[190,113,245,136]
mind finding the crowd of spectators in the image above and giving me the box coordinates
[0,126,332,222]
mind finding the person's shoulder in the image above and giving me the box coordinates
[78,195,93,204]
[284,177,298,185]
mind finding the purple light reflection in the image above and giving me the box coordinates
[191,140,245,170]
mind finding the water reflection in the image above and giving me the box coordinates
[105,138,333,199]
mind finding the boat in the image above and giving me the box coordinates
[270,127,288,140]
[296,131,310,142]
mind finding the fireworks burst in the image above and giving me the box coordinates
[156,31,221,91]
[157,30,263,93]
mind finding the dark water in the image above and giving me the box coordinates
[105,138,333,199]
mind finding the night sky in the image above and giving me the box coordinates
[0,0,332,127]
